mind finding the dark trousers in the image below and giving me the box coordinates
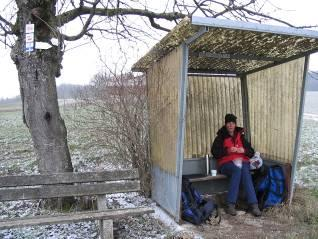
[220,161,258,205]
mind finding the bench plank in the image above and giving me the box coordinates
[188,174,227,182]
[0,207,154,229]
[0,169,139,187]
[0,181,140,201]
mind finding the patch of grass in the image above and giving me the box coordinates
[264,187,318,226]
[68,143,77,152]
[6,163,24,174]
[13,148,33,154]
[311,189,318,199]
[284,225,318,239]
[165,231,196,239]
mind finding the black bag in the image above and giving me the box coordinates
[181,177,220,225]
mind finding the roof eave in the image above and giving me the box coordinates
[191,16,318,39]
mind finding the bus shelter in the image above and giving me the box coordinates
[132,16,318,222]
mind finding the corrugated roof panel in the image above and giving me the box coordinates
[132,17,318,73]
[188,57,269,74]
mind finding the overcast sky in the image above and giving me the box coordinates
[0,0,318,99]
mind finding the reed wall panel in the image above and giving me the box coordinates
[246,58,305,163]
[184,76,243,158]
[146,46,183,173]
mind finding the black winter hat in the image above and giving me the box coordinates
[225,113,237,124]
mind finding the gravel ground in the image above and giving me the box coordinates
[0,193,179,239]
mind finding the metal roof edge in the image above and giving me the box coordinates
[131,67,145,72]
[191,16,318,39]
[131,17,193,72]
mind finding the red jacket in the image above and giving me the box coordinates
[211,126,255,168]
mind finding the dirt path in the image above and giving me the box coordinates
[178,209,316,239]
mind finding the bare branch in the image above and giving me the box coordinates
[56,7,185,27]
[294,25,318,29]
[192,0,209,17]
[212,0,255,18]
[0,14,14,28]
[62,0,100,41]
[0,36,14,48]
[148,16,170,32]
[0,14,15,35]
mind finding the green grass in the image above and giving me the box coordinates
[311,189,318,198]
[265,188,318,225]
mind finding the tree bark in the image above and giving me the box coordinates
[11,0,73,173]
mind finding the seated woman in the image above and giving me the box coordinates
[211,113,261,217]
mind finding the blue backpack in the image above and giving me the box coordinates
[181,177,220,225]
[255,165,286,209]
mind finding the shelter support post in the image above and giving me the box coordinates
[175,43,189,222]
[175,27,208,222]
[289,55,310,204]
[240,74,251,142]
[185,26,208,45]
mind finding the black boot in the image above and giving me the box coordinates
[250,204,261,217]
[225,203,237,216]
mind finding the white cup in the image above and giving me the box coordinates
[211,170,217,176]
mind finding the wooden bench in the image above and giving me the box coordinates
[188,174,227,183]
[0,169,154,238]
[182,156,229,195]
[183,156,227,181]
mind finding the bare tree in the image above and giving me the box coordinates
[0,0,313,175]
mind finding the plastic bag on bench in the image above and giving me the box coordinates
[250,152,263,170]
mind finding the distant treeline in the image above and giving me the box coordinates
[0,84,86,104]
[56,84,87,99]
[0,95,21,104]
[1,72,318,104]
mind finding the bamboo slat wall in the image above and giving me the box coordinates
[247,58,305,163]
[146,46,183,174]
[184,76,243,159]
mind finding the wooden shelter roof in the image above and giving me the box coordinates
[132,17,318,74]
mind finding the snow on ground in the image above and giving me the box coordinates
[0,193,195,239]
[0,98,318,238]
[152,205,204,239]
[304,113,318,122]
[296,116,318,188]
[0,105,194,238]
[0,200,98,239]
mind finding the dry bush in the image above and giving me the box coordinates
[75,71,151,196]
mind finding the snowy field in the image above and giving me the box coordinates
[1,93,317,186]
[297,91,318,188]
[0,102,188,239]
[0,92,317,238]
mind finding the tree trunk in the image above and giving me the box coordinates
[11,0,73,174]
[130,146,152,197]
